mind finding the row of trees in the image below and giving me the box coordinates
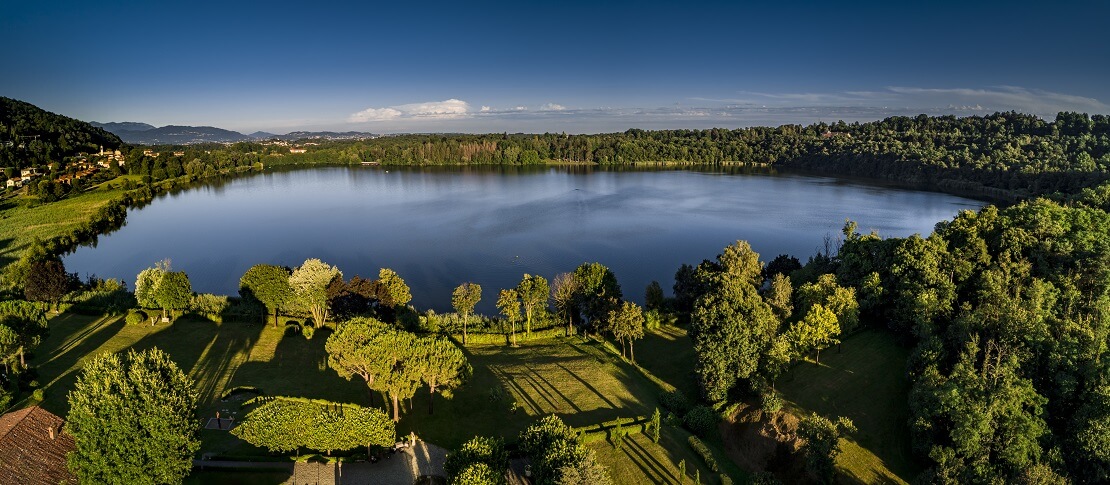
[239,260,411,328]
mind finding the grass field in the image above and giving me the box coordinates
[0,177,135,267]
[28,313,736,482]
[777,330,920,484]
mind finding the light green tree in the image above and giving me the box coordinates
[135,260,169,324]
[153,271,192,322]
[452,282,482,345]
[290,258,342,328]
[376,268,412,308]
[608,301,645,362]
[517,274,549,335]
[419,337,471,414]
[497,288,521,346]
[325,317,392,406]
[66,348,199,485]
[786,303,841,364]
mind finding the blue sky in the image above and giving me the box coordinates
[3,0,1108,134]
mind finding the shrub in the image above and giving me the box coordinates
[302,325,315,340]
[720,474,734,485]
[125,310,147,326]
[32,388,44,401]
[687,435,718,472]
[660,390,692,417]
[683,405,717,438]
[190,293,230,321]
[761,391,783,414]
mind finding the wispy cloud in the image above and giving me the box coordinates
[349,98,471,122]
[539,103,566,111]
[693,86,1108,115]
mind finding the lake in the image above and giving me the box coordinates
[64,166,983,313]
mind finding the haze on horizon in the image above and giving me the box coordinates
[3,0,1108,135]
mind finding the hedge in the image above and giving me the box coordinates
[687,435,718,472]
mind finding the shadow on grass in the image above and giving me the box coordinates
[621,435,673,482]
[34,314,126,415]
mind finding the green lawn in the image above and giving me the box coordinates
[28,313,744,482]
[0,177,135,267]
[777,330,920,484]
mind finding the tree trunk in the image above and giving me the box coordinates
[511,321,517,347]
[428,386,436,415]
[272,308,279,327]
[391,394,400,422]
[630,342,635,364]
[526,310,532,335]
[19,346,25,367]
[816,348,820,365]
[463,313,468,345]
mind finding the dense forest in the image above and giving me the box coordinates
[0,97,123,169]
[106,111,1110,202]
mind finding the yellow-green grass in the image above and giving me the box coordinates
[777,330,920,484]
[0,176,137,267]
[592,427,728,485]
[29,312,746,482]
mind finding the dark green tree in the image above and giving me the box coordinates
[239,264,293,326]
[24,259,71,312]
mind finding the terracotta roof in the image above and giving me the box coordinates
[0,406,77,484]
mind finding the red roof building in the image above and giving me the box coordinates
[0,406,77,484]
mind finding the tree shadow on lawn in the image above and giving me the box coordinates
[124,316,266,407]
[33,313,127,415]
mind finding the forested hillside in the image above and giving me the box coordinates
[139,111,1109,200]
[0,97,124,169]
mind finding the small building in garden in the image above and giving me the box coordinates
[0,406,77,484]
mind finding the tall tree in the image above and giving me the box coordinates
[290,258,342,328]
[786,303,840,364]
[690,271,777,402]
[419,338,471,414]
[134,260,169,325]
[452,282,482,345]
[66,348,199,485]
[764,272,793,322]
[517,274,549,335]
[375,268,412,308]
[24,259,70,312]
[608,301,645,362]
[572,262,622,333]
[325,317,392,404]
[377,331,423,422]
[153,271,192,322]
[719,240,764,285]
[497,289,521,347]
[796,273,859,335]
[644,280,665,311]
[239,264,293,326]
[551,272,579,336]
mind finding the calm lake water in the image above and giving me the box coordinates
[64,166,983,313]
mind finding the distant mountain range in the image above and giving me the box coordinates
[91,122,377,145]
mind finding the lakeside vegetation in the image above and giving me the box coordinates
[4,97,1110,483]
